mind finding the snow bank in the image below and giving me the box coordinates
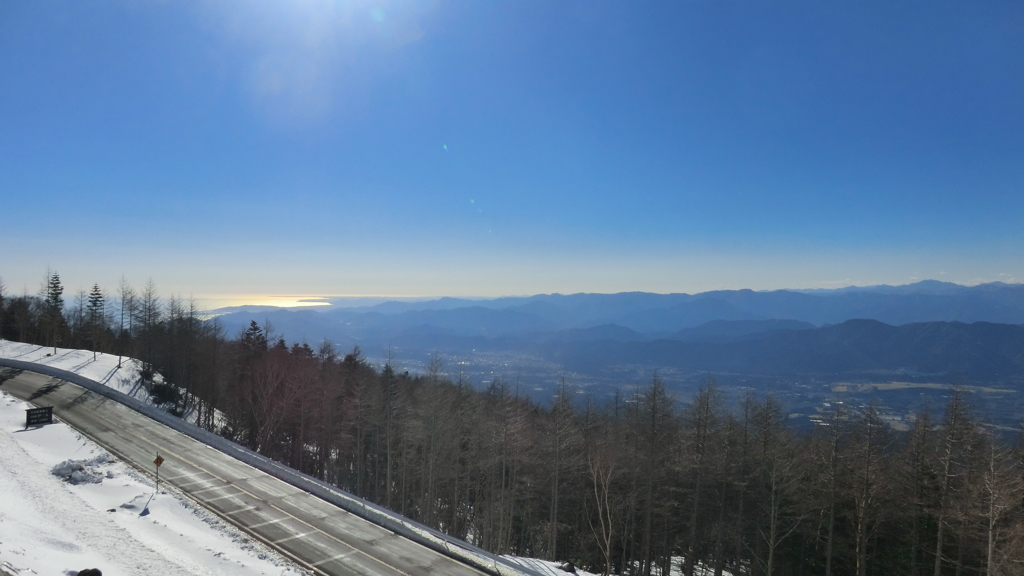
[0,389,306,576]
[51,454,113,484]
[0,340,224,428]
[0,340,149,400]
[502,557,600,576]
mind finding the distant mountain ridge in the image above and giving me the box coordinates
[669,319,815,342]
[209,281,1024,385]
[794,279,975,295]
[213,280,1024,342]
[546,319,1024,381]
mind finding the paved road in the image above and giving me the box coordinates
[0,369,490,576]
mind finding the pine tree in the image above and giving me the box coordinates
[45,271,64,311]
[42,270,65,353]
[86,283,105,360]
[87,284,104,321]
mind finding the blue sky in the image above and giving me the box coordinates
[2,1,1022,305]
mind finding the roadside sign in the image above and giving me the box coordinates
[25,406,53,428]
[154,451,165,496]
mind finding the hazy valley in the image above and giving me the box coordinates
[212,280,1024,429]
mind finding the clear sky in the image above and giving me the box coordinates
[2,1,1022,306]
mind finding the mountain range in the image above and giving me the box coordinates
[211,280,1024,385]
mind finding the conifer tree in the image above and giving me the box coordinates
[86,283,105,360]
[136,279,161,372]
[42,270,65,353]
[933,388,976,576]
[584,402,619,576]
[681,377,722,576]
[754,394,805,576]
[979,434,1023,576]
[547,373,582,560]
[116,277,136,369]
[901,407,936,576]
[636,373,676,576]
[805,402,847,576]
[847,404,894,576]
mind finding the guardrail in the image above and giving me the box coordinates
[0,358,544,576]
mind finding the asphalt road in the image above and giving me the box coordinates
[0,369,490,576]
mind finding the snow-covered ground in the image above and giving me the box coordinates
[0,388,308,576]
[0,340,158,403]
[501,557,599,576]
[0,340,221,428]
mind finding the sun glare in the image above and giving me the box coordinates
[201,295,332,309]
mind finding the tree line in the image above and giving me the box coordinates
[2,271,1024,576]
[0,271,228,427]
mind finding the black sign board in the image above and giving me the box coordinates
[26,406,54,428]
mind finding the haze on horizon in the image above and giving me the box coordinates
[2,1,1022,303]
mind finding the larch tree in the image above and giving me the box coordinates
[116,277,136,369]
[901,407,937,576]
[979,433,1023,576]
[135,279,162,373]
[846,404,895,576]
[933,388,977,576]
[681,377,723,576]
[754,394,805,576]
[0,275,6,340]
[380,360,400,509]
[733,391,758,576]
[636,373,676,576]
[583,401,619,576]
[70,287,87,347]
[547,373,582,560]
